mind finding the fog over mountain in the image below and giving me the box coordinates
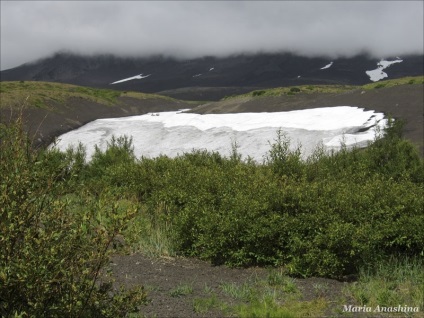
[1,1,423,70]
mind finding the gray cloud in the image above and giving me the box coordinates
[1,1,423,70]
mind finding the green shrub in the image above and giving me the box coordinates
[363,119,424,182]
[374,83,386,89]
[89,135,135,176]
[252,90,266,97]
[0,119,146,317]
[265,129,305,180]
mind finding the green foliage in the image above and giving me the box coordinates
[0,108,424,316]
[362,76,424,90]
[70,86,121,104]
[118,132,419,278]
[0,81,175,111]
[193,295,222,313]
[88,135,136,184]
[374,83,386,89]
[289,87,301,93]
[169,283,194,297]
[265,129,305,179]
[75,120,423,278]
[222,76,424,101]
[345,256,424,309]
[236,298,326,318]
[220,282,254,301]
[0,119,146,317]
[365,118,424,182]
[172,134,419,276]
[194,270,326,317]
[252,90,266,97]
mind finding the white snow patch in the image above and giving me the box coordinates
[51,106,386,162]
[366,59,403,82]
[320,62,333,70]
[193,73,202,77]
[209,67,214,71]
[110,74,151,84]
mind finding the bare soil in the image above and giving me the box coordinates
[109,253,352,317]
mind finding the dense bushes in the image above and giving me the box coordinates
[126,120,423,278]
[1,114,423,316]
[0,119,146,317]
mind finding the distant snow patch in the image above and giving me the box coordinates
[209,67,215,71]
[193,74,202,77]
[320,62,333,70]
[365,59,403,82]
[110,74,151,84]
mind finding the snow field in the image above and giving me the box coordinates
[52,106,387,162]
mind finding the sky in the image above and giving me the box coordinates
[1,1,423,70]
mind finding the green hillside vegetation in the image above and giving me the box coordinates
[2,76,423,112]
[0,81,176,110]
[1,111,423,316]
[226,76,424,99]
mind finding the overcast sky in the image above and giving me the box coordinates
[1,1,423,70]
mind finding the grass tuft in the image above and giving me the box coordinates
[345,256,424,310]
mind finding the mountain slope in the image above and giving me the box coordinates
[1,52,423,100]
[0,81,194,148]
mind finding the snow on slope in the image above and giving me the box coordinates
[110,73,151,84]
[52,106,386,162]
[366,59,403,82]
[320,62,333,70]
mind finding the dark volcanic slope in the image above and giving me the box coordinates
[2,52,423,100]
[0,95,193,149]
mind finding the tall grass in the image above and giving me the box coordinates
[345,256,424,310]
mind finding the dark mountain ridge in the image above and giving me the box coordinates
[2,52,423,100]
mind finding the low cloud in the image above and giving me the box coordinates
[1,1,423,70]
